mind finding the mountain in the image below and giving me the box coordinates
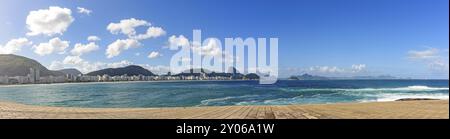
[86,65,155,76]
[289,74,329,80]
[57,68,82,76]
[0,54,64,77]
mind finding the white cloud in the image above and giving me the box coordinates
[408,48,440,60]
[33,37,69,56]
[308,66,344,73]
[148,51,162,59]
[106,39,141,58]
[107,18,165,40]
[63,55,84,65]
[70,42,99,56]
[77,7,92,15]
[167,35,236,65]
[107,60,133,68]
[132,27,166,40]
[0,38,33,54]
[87,36,101,41]
[180,57,191,63]
[50,55,134,73]
[49,61,65,70]
[139,64,170,75]
[107,18,150,36]
[26,6,74,36]
[49,56,169,74]
[200,40,223,56]
[282,64,370,77]
[408,47,449,73]
[168,35,190,48]
[351,64,366,72]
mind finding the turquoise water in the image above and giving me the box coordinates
[0,80,448,108]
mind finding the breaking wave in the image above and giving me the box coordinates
[199,86,449,106]
[198,95,262,106]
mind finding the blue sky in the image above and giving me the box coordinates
[0,0,448,79]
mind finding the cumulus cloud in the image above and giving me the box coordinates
[87,36,101,41]
[168,35,190,48]
[105,18,165,58]
[50,55,133,73]
[308,66,345,73]
[33,37,69,56]
[408,48,440,60]
[148,51,162,59]
[167,35,236,66]
[70,42,99,56]
[49,55,169,74]
[63,55,84,65]
[192,39,222,56]
[48,61,65,70]
[282,64,371,77]
[0,38,33,54]
[106,39,141,58]
[168,35,222,56]
[26,6,74,36]
[408,47,449,73]
[77,7,92,15]
[107,18,165,40]
[181,57,192,63]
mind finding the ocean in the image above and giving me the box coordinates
[0,80,448,108]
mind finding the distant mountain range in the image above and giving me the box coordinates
[289,74,329,80]
[289,73,400,80]
[0,54,64,77]
[86,65,155,76]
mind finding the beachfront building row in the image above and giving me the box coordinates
[1,70,259,85]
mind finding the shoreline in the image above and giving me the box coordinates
[1,99,448,119]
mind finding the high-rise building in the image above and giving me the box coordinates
[0,76,8,84]
[36,69,40,82]
[29,68,35,83]
[29,68,40,83]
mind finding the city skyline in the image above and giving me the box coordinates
[0,0,449,79]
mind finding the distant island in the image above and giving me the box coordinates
[0,54,64,77]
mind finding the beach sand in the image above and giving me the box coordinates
[0,100,448,119]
